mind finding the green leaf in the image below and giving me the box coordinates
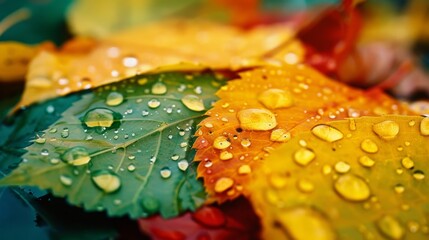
[0,71,224,218]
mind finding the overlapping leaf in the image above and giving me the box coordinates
[249,115,429,239]
[0,71,225,218]
[16,19,304,110]
[194,65,413,202]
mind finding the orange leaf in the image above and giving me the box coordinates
[194,65,413,203]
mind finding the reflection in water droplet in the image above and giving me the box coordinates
[240,138,251,147]
[293,148,315,166]
[171,154,179,161]
[178,160,189,171]
[238,164,251,175]
[141,110,149,116]
[220,151,233,160]
[277,207,336,240]
[360,139,379,153]
[91,170,121,193]
[270,129,291,142]
[401,157,414,170]
[61,128,69,138]
[160,167,172,179]
[413,170,425,180]
[311,124,344,142]
[258,88,294,109]
[237,108,277,130]
[60,175,73,186]
[61,146,91,166]
[213,136,230,149]
[359,156,375,167]
[151,82,167,95]
[376,215,405,240]
[148,99,161,109]
[204,160,213,168]
[41,149,49,156]
[214,177,234,193]
[35,136,46,144]
[105,92,124,106]
[122,55,139,68]
[127,164,136,172]
[420,117,429,136]
[373,120,400,140]
[394,184,405,194]
[334,174,371,201]
[297,179,314,193]
[83,108,121,130]
[181,95,205,111]
[334,161,351,173]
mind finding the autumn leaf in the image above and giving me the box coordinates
[138,197,261,240]
[0,71,224,218]
[194,65,413,203]
[249,115,429,239]
[15,19,303,110]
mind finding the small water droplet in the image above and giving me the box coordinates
[258,88,294,109]
[181,95,205,111]
[142,197,160,214]
[373,120,400,140]
[49,128,57,133]
[41,149,49,156]
[61,146,91,166]
[204,160,213,168]
[376,215,405,240]
[179,129,185,136]
[83,108,121,130]
[334,174,370,201]
[293,148,315,166]
[141,110,149,116]
[167,134,173,140]
[35,137,46,144]
[178,160,189,171]
[46,105,55,114]
[147,99,161,109]
[127,164,136,172]
[238,139,251,148]
[204,122,214,128]
[413,170,425,180]
[334,161,351,173]
[128,155,135,160]
[409,120,416,127]
[220,151,233,160]
[213,136,231,149]
[360,139,379,153]
[270,129,291,142]
[297,179,314,193]
[349,118,357,130]
[214,177,234,193]
[171,154,179,161]
[322,165,332,175]
[50,158,60,164]
[61,128,69,138]
[420,117,429,136]
[401,157,414,170]
[151,82,167,95]
[359,156,375,167]
[60,175,73,186]
[180,142,188,148]
[105,92,124,106]
[394,184,405,194]
[311,124,344,142]
[238,164,251,175]
[91,170,121,193]
[407,221,420,233]
[122,55,139,68]
[160,167,172,179]
[237,108,277,131]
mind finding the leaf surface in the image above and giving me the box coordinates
[1,71,224,218]
[249,115,429,239]
[194,65,413,202]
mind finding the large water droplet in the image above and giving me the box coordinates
[147,99,161,109]
[151,82,167,95]
[214,177,234,193]
[177,160,189,171]
[334,174,370,201]
[213,136,231,149]
[420,117,429,136]
[237,108,277,130]
[105,92,124,106]
[91,170,121,193]
[376,215,405,240]
[181,95,205,111]
[277,207,336,240]
[360,139,379,153]
[373,120,400,140]
[61,146,91,166]
[293,148,315,166]
[401,157,414,170]
[270,129,291,142]
[311,124,344,142]
[238,164,251,175]
[160,167,172,179]
[83,108,121,130]
[60,175,73,186]
[359,156,375,167]
[258,88,294,109]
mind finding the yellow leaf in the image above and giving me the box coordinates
[249,115,429,240]
[0,42,37,82]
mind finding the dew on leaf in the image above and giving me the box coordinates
[59,175,73,186]
[413,170,425,180]
[376,215,405,240]
[160,167,172,179]
[105,92,124,106]
[220,151,233,160]
[40,149,49,156]
[420,117,429,136]
[297,179,315,193]
[60,146,91,166]
[334,174,370,202]
[50,158,60,165]
[268,174,288,189]
[213,136,231,149]
[258,88,294,109]
[91,170,121,193]
[83,108,121,129]
[293,148,315,166]
[322,165,332,175]
[270,129,291,142]
[311,124,344,142]
[240,139,252,147]
[214,177,234,193]
[358,156,375,168]
[127,164,136,172]
[151,82,167,95]
[171,154,179,161]
[49,128,57,133]
[141,110,149,116]
[128,155,136,160]
[237,108,277,130]
[122,55,139,68]
[147,99,161,109]
[407,221,420,233]
[394,184,405,194]
[372,120,400,140]
[61,128,69,138]
[181,94,205,112]
[334,161,351,173]
[401,157,414,170]
[177,160,189,171]
[35,137,46,144]
[360,139,379,153]
[238,164,252,175]
[142,197,160,214]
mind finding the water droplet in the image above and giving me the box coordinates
[238,164,251,175]
[177,160,189,171]
[91,170,121,193]
[60,175,73,186]
[61,146,91,166]
[141,110,149,116]
[171,154,179,161]
[49,128,57,133]
[240,138,251,147]
[213,136,231,149]
[349,118,357,131]
[50,158,60,164]
[180,142,188,148]
[204,122,213,128]
[293,148,315,166]
[277,207,335,240]
[142,197,160,214]
[401,157,414,170]
[376,215,405,240]
[297,179,314,193]
[40,149,49,156]
[258,88,294,109]
[270,129,291,142]
[204,160,213,168]
[407,221,420,233]
[413,170,425,180]
[61,128,69,138]
[359,156,375,167]
[409,120,416,127]
[420,117,429,136]
[147,99,161,109]
[127,164,136,172]
[237,108,277,130]
[46,105,55,114]
[322,165,332,175]
[35,137,46,144]
[360,139,379,153]
[83,108,121,130]
[334,174,370,201]
[373,120,400,140]
[220,151,233,160]
[334,161,351,173]
[394,184,405,194]
[311,124,344,142]
[122,55,139,68]
[151,82,167,95]
[214,177,234,193]
[181,95,205,111]
[105,92,124,106]
[160,167,172,179]
[178,129,185,136]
